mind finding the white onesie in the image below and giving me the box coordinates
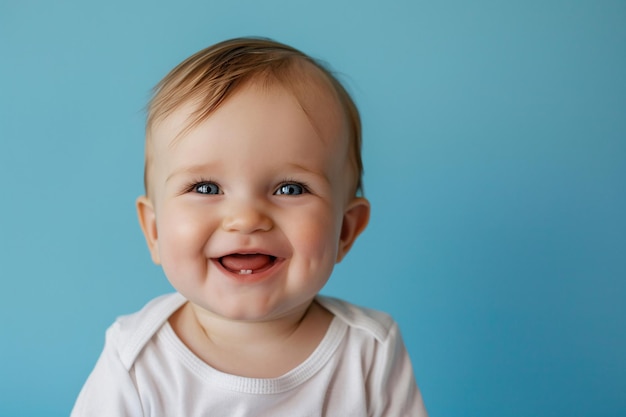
[72,293,428,417]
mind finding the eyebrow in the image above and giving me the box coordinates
[165,161,333,186]
[284,162,332,186]
[165,162,222,184]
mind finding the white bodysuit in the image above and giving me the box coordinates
[71,293,428,416]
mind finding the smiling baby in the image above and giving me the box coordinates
[71,37,428,417]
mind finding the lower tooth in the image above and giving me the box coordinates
[239,269,253,275]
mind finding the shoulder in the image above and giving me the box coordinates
[105,292,187,370]
[316,296,396,343]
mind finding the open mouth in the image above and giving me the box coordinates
[218,253,278,275]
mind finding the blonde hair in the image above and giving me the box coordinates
[145,37,363,196]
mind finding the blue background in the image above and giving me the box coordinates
[1,1,625,416]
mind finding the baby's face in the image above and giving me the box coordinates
[138,82,369,321]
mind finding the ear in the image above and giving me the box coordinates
[136,195,161,265]
[336,197,370,262]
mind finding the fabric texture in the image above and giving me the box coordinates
[71,293,428,417]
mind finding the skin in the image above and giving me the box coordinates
[136,80,370,378]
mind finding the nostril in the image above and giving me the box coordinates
[221,208,273,233]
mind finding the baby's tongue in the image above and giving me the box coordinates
[220,254,272,272]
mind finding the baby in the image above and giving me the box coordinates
[72,37,428,416]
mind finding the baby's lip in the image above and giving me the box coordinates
[217,253,278,274]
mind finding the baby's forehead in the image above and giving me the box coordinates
[151,73,349,151]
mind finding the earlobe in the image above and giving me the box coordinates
[337,197,370,262]
[136,195,161,265]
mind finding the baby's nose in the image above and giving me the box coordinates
[221,203,273,234]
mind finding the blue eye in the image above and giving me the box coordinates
[195,182,220,195]
[276,183,305,196]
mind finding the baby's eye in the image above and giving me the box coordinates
[275,183,306,196]
[194,182,221,195]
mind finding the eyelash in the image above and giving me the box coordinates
[183,178,310,195]
[275,179,310,196]
[183,178,220,195]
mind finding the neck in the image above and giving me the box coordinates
[169,299,334,378]
[189,302,312,348]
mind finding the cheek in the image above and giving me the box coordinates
[288,208,343,263]
[156,206,212,272]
